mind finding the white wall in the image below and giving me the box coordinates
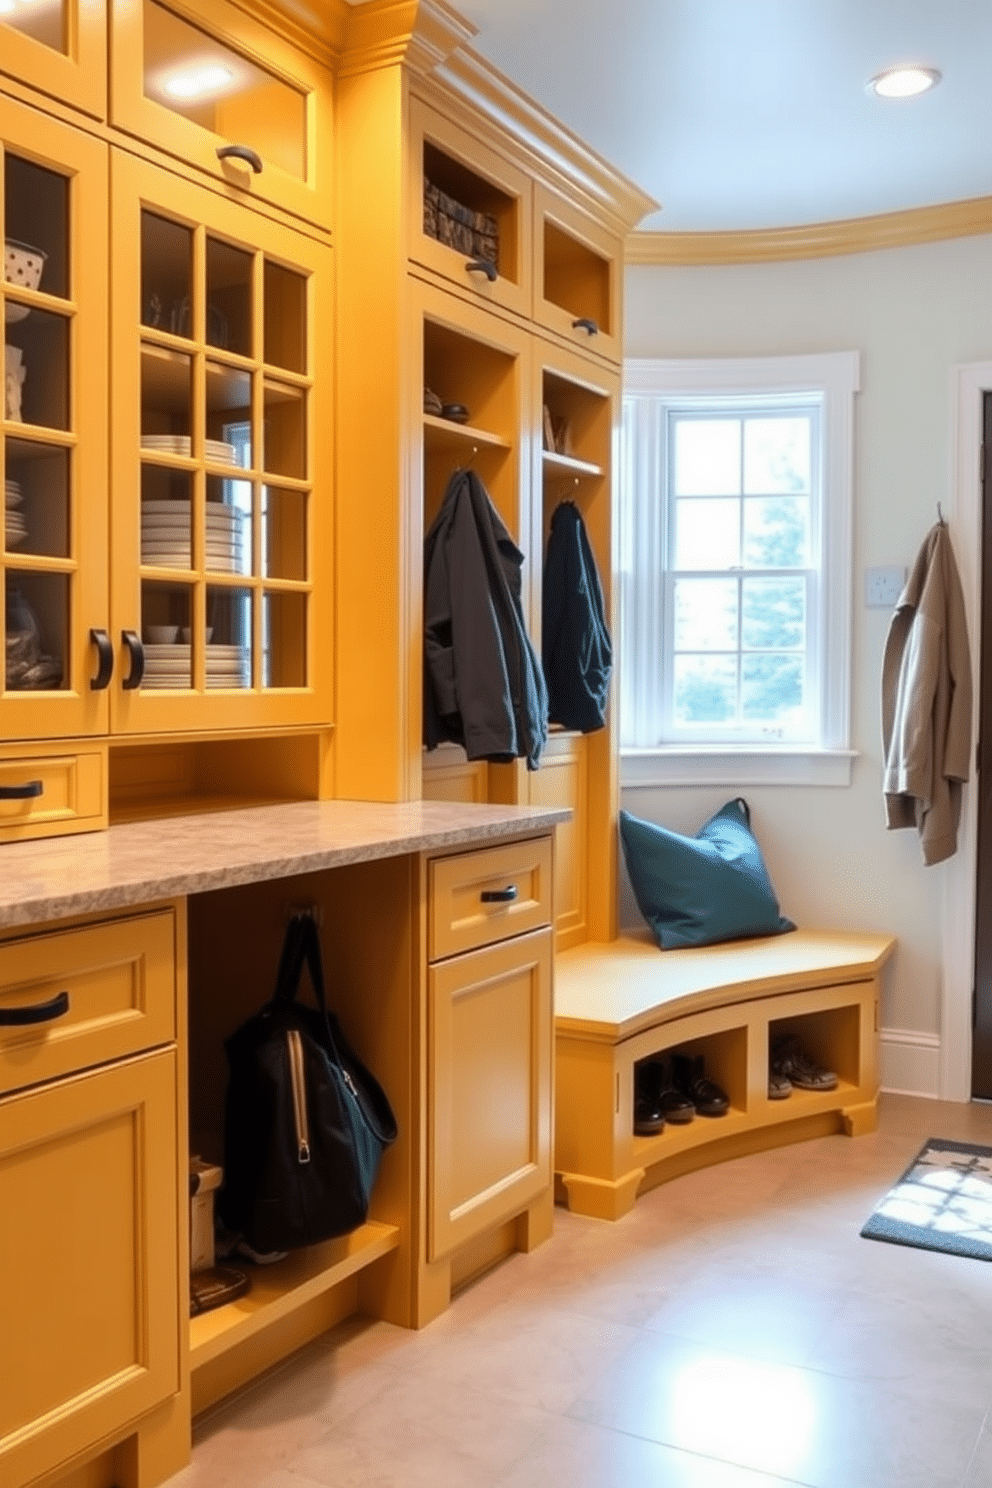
[622,234,992,1097]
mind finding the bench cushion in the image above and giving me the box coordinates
[620,799,795,950]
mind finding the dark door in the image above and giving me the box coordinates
[972,392,992,1096]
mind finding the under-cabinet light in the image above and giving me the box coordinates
[868,65,941,98]
[163,64,235,102]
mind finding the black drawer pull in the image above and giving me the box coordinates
[465,257,498,283]
[121,630,145,690]
[481,885,518,903]
[217,144,263,174]
[89,628,113,690]
[0,990,70,1026]
[572,317,599,336]
[0,779,43,800]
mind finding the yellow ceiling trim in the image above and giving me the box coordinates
[626,196,992,266]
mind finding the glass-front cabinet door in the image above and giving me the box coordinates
[110,151,331,735]
[1,94,109,741]
[110,0,331,227]
[0,0,107,121]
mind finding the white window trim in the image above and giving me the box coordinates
[621,351,860,788]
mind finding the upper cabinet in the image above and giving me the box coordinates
[0,0,107,120]
[109,0,334,229]
[109,150,332,737]
[1,94,109,746]
[534,185,622,365]
[407,96,532,322]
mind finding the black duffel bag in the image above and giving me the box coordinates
[219,912,397,1253]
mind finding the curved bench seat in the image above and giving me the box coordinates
[554,927,896,1220]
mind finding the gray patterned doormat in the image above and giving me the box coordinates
[860,1139,992,1261]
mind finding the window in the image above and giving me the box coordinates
[621,353,859,787]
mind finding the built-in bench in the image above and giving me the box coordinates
[554,927,896,1220]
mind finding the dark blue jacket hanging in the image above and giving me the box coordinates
[423,468,548,769]
[542,500,612,732]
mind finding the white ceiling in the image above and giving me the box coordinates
[370,0,992,234]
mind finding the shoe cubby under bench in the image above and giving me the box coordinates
[553,927,896,1220]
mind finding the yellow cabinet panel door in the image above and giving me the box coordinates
[533,184,622,365]
[428,927,552,1260]
[109,149,333,736]
[0,1050,181,1488]
[0,94,110,742]
[0,0,107,122]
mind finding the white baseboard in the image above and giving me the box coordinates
[879,1028,942,1099]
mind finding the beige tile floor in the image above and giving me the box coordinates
[173,1094,992,1488]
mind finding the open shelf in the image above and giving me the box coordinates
[423,413,510,456]
[542,449,602,481]
[189,1221,400,1370]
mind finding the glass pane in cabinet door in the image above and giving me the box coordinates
[206,361,250,467]
[8,308,69,430]
[142,1,307,179]
[141,465,192,569]
[262,486,306,580]
[206,473,251,576]
[262,590,305,688]
[5,439,69,559]
[5,155,69,301]
[141,343,191,449]
[262,381,305,479]
[5,572,66,692]
[206,238,251,356]
[141,581,191,687]
[263,262,306,373]
[206,585,251,688]
[141,213,192,335]
[0,0,66,52]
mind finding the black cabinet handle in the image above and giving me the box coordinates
[481,885,518,903]
[0,779,42,800]
[0,990,70,1026]
[572,317,599,336]
[121,630,145,690]
[89,628,113,690]
[465,257,498,283]
[217,144,263,175]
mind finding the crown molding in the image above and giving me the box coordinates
[225,0,349,65]
[626,195,992,266]
[336,0,475,78]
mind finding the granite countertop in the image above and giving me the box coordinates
[0,799,570,930]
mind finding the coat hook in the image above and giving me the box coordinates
[937,501,945,525]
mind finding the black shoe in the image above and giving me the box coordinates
[633,1060,665,1136]
[640,1058,695,1125]
[673,1053,730,1117]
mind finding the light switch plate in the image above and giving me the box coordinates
[865,566,906,608]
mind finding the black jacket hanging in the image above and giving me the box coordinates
[423,467,548,769]
[542,500,612,732]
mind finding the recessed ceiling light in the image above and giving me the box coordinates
[868,65,941,99]
[163,64,235,102]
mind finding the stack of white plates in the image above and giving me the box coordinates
[141,643,251,689]
[140,435,238,466]
[5,479,26,545]
[140,500,246,572]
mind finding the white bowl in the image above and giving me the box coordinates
[5,240,46,292]
[144,625,179,644]
[179,627,214,643]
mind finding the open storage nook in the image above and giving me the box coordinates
[554,929,895,1221]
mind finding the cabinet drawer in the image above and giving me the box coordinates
[429,835,552,961]
[0,746,106,845]
[0,910,178,1097]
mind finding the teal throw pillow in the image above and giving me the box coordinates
[619,798,796,951]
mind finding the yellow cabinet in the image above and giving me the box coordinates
[533,184,623,364]
[109,150,333,735]
[0,94,110,748]
[0,0,107,121]
[428,916,552,1261]
[408,96,532,322]
[109,0,333,229]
